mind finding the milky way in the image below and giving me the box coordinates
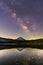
[0,0,43,39]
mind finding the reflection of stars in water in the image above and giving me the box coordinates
[31,56,34,59]
[37,52,40,56]
[37,51,43,60]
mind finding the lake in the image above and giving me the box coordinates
[0,48,43,65]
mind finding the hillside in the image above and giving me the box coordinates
[0,37,43,49]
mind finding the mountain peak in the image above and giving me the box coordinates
[16,37,25,40]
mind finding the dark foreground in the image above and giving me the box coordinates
[0,44,43,50]
[0,37,43,49]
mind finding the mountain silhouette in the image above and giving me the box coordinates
[16,37,25,51]
[16,37,25,40]
[0,37,43,50]
[0,37,7,42]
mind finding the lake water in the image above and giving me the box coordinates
[0,48,43,65]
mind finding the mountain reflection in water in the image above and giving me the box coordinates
[0,48,43,65]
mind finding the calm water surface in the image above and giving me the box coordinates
[0,48,43,65]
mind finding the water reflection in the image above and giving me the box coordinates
[0,48,43,65]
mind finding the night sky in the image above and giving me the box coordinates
[0,0,43,40]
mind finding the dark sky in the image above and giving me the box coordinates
[0,0,43,40]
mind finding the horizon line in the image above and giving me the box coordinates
[0,36,43,40]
